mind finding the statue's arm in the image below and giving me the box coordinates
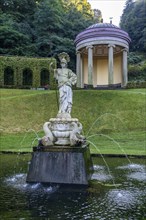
[68,70,77,85]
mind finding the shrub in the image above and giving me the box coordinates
[126,81,146,89]
[128,52,146,81]
[128,61,146,81]
[128,52,143,65]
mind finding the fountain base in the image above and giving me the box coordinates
[26,144,93,185]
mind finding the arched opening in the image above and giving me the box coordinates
[4,67,14,85]
[23,68,33,86]
[40,68,50,89]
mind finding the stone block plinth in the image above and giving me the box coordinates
[26,144,93,185]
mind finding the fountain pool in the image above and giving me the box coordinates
[0,154,146,219]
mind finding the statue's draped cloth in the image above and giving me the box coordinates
[55,68,77,114]
[59,85,72,113]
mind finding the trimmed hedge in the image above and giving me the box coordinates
[128,64,146,81]
[126,80,146,89]
[0,55,57,89]
[128,52,146,82]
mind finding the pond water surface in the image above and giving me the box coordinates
[0,154,146,219]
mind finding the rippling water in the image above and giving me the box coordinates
[0,154,146,219]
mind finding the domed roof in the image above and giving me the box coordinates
[87,22,120,29]
[75,22,131,50]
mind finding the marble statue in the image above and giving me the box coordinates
[54,52,77,118]
[41,122,54,146]
[39,52,85,147]
[70,121,86,146]
[27,54,92,186]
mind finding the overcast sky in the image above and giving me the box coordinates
[88,0,127,26]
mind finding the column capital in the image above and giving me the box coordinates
[108,44,115,48]
[76,50,81,55]
[86,45,93,50]
[122,48,129,53]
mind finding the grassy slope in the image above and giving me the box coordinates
[0,88,146,155]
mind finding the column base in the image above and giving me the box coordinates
[83,83,121,89]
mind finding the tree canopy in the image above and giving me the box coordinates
[120,0,146,52]
[0,0,102,69]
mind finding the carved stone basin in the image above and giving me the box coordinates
[49,118,79,146]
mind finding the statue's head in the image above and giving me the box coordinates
[61,57,67,65]
[58,52,70,68]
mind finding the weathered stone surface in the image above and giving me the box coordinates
[41,118,85,147]
[26,145,93,185]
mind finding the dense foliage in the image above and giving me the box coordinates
[0,0,101,69]
[0,56,56,88]
[127,52,146,82]
[120,0,146,52]
[1,0,145,82]
[120,0,146,82]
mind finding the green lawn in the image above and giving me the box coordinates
[0,130,145,155]
[87,130,145,155]
[0,88,146,155]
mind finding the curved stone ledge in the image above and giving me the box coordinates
[50,118,78,123]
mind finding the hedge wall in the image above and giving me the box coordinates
[0,56,57,89]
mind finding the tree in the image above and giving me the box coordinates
[60,5,94,70]
[0,0,99,69]
[120,0,146,52]
[33,0,94,69]
[0,0,36,15]
[33,0,65,56]
[93,9,102,23]
[0,0,37,56]
[62,0,93,18]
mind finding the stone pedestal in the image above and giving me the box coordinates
[27,114,94,185]
[41,116,85,147]
[26,144,93,185]
[50,118,79,146]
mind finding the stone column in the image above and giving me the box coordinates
[108,44,115,86]
[122,48,128,87]
[87,45,93,85]
[76,50,81,88]
[80,55,84,88]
